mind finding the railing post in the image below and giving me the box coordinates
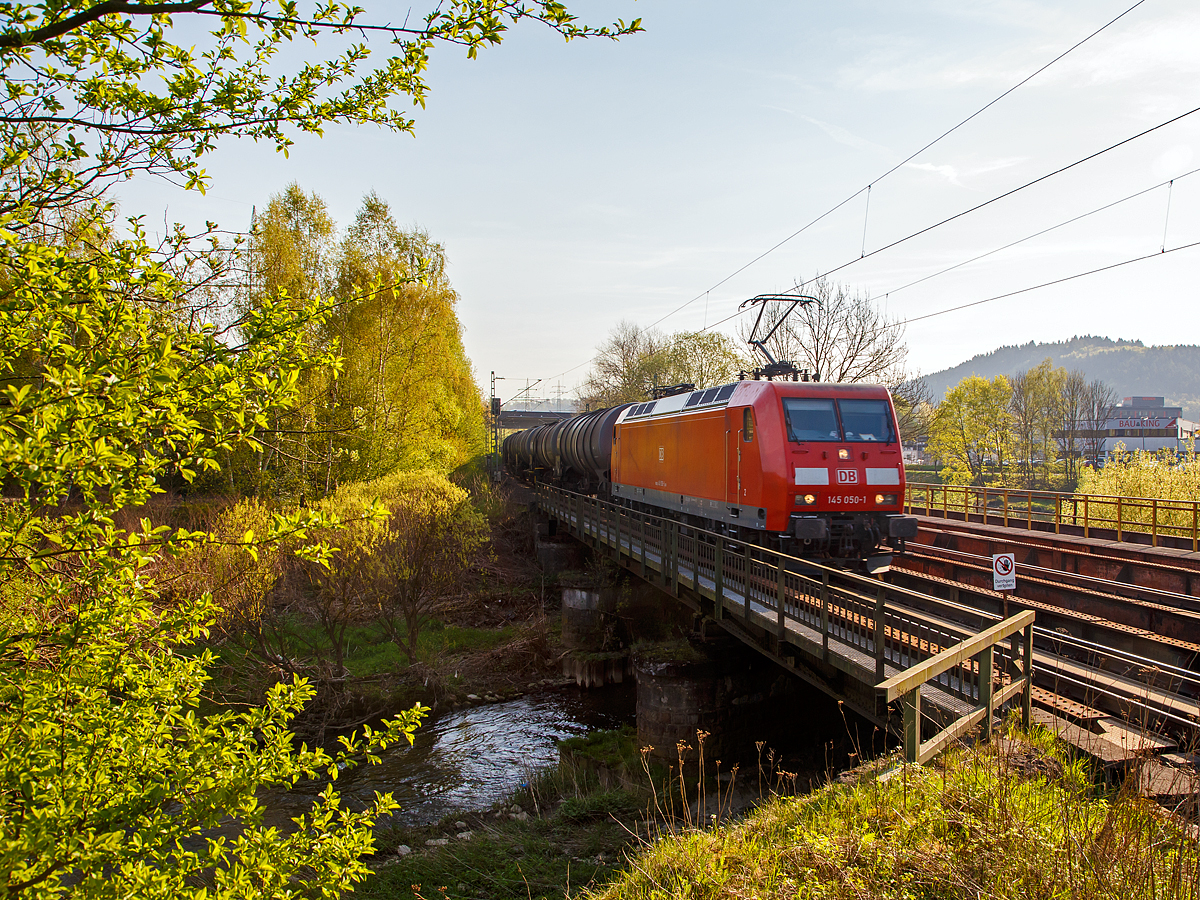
[821,571,830,662]
[1117,496,1122,542]
[1083,495,1089,539]
[615,503,622,564]
[1055,494,1061,534]
[1021,621,1033,732]
[669,521,678,596]
[1193,501,1198,553]
[903,687,920,764]
[1026,491,1032,530]
[979,645,994,742]
[875,582,886,682]
[1003,489,1009,528]
[714,538,724,619]
[744,544,752,617]
[776,555,786,639]
[639,516,647,579]
[1152,498,1158,547]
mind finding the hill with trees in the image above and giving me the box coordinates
[922,337,1200,421]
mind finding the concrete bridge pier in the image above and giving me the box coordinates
[634,634,800,767]
[532,515,585,575]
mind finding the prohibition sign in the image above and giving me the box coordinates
[992,552,1016,591]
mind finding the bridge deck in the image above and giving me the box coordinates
[544,487,1016,733]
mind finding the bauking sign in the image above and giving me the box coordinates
[1115,417,1176,429]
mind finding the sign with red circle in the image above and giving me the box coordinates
[992,553,1016,591]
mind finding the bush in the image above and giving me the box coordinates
[1079,446,1200,500]
[1077,447,1200,537]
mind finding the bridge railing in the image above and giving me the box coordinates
[537,485,1035,763]
[905,482,1200,550]
[878,611,1035,764]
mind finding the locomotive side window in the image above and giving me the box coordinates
[743,407,755,442]
[838,399,896,442]
[782,398,840,442]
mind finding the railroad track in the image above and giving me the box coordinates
[893,543,1200,655]
[880,515,1200,761]
[892,517,1200,655]
[908,514,1200,592]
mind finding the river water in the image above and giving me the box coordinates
[273,684,637,829]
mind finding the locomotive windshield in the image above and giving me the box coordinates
[783,396,896,443]
[782,398,840,441]
[838,399,896,442]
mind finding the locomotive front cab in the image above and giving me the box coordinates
[775,384,918,571]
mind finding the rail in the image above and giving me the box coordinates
[905,482,1200,550]
[536,485,1035,764]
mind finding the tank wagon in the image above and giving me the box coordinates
[503,379,919,569]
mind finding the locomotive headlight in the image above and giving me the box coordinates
[796,493,818,506]
[838,448,850,460]
[875,493,898,505]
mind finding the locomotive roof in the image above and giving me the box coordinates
[620,379,892,422]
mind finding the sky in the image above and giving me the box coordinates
[118,0,1200,405]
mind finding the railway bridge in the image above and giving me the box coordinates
[531,483,1199,797]
[534,484,1035,766]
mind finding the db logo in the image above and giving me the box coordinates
[836,469,858,484]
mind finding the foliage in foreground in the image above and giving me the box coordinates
[587,728,1199,900]
[0,230,433,898]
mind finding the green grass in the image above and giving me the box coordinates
[211,619,516,677]
[358,724,1200,900]
[584,724,1200,900]
[559,726,640,771]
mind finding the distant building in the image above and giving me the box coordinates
[1097,397,1197,456]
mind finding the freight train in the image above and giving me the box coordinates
[502,378,919,571]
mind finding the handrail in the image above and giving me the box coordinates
[879,610,1036,702]
[905,482,1200,550]
[534,483,1035,765]
[881,611,1035,765]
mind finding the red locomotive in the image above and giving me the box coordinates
[503,378,918,570]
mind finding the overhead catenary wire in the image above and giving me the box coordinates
[696,236,1200,338]
[783,103,1200,298]
[860,185,871,259]
[1161,179,1174,253]
[698,163,1200,337]
[899,238,1200,326]
[862,166,1200,305]
[540,0,1153,386]
[634,0,1152,335]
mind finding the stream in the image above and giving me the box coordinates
[270,684,637,829]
